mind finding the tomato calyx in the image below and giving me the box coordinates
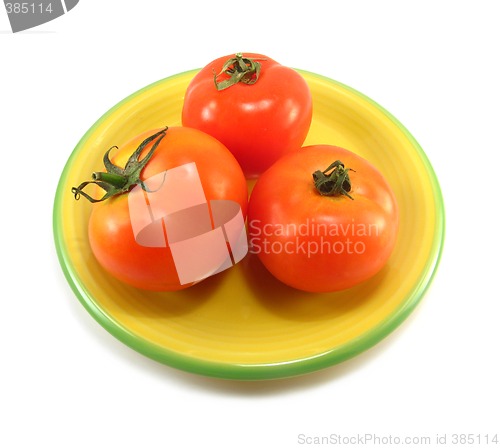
[213,53,265,91]
[71,127,168,203]
[312,160,355,200]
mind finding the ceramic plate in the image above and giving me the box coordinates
[53,69,445,380]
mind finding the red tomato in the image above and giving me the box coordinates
[72,127,248,291]
[181,53,312,178]
[247,145,399,293]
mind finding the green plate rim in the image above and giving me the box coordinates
[53,69,445,381]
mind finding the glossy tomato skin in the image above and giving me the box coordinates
[88,127,248,291]
[247,145,399,293]
[181,53,313,178]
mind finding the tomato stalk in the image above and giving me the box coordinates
[72,127,168,203]
[213,53,265,91]
[312,160,355,200]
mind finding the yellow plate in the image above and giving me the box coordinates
[53,69,445,380]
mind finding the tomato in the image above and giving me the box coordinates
[247,145,399,293]
[181,52,313,178]
[72,127,248,291]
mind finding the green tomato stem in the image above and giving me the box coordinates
[92,171,128,189]
[213,53,265,91]
[71,127,168,203]
[312,160,355,200]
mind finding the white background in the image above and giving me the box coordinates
[1,1,499,447]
